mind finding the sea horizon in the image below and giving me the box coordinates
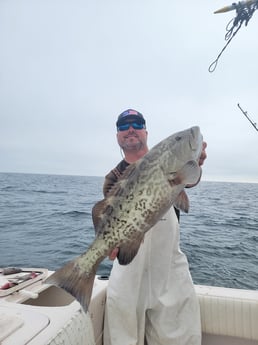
[1,170,257,185]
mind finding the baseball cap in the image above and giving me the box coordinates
[116,109,146,127]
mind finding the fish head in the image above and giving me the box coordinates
[159,126,203,187]
[170,126,203,163]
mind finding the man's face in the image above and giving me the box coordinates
[116,121,148,152]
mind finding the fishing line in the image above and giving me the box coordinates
[120,147,124,159]
[209,1,258,72]
[208,23,242,72]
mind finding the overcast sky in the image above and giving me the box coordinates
[1,0,258,182]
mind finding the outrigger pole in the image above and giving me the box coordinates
[209,0,258,72]
[237,103,258,132]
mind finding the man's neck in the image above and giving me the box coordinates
[123,147,149,164]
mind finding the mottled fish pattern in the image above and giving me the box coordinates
[46,126,203,312]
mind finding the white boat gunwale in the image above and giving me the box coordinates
[0,268,258,345]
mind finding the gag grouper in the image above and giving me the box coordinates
[46,126,203,312]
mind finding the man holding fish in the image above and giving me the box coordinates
[103,109,207,345]
[46,108,207,345]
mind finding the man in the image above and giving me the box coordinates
[103,109,207,345]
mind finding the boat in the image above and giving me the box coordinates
[0,268,258,345]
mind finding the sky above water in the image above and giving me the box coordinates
[1,0,258,182]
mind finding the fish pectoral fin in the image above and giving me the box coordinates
[105,162,138,197]
[117,235,144,265]
[174,190,190,213]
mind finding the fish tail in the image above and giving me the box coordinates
[45,257,101,312]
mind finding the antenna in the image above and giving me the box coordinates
[237,103,258,132]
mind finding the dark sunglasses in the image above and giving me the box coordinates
[117,122,145,131]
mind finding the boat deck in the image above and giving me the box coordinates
[1,269,258,344]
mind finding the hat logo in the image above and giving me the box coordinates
[121,109,140,117]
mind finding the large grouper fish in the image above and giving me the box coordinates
[46,126,203,312]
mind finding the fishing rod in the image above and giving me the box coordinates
[237,103,258,132]
[214,0,258,13]
[209,0,258,72]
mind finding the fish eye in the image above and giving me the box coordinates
[175,136,182,141]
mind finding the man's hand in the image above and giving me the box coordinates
[199,141,207,167]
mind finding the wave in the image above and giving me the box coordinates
[31,189,68,194]
[53,210,92,217]
[1,186,67,195]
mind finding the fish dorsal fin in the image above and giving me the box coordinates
[92,199,107,234]
[174,190,189,213]
[92,162,139,234]
[117,233,145,265]
[105,161,138,197]
[118,161,138,180]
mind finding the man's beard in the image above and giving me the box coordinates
[121,137,144,152]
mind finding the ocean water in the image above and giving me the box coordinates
[0,172,257,290]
